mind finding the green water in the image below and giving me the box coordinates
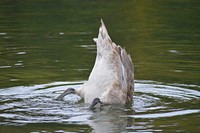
[0,0,200,133]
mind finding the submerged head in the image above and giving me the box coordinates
[56,88,75,100]
[64,88,75,93]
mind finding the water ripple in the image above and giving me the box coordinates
[0,80,199,129]
[129,109,200,119]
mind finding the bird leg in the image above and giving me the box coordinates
[56,88,75,100]
[89,98,102,110]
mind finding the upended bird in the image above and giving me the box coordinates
[56,19,134,109]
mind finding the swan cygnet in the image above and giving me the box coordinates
[56,19,134,109]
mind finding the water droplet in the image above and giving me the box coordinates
[59,32,64,35]
[169,50,179,53]
[17,52,26,55]
[0,33,7,35]
[10,79,18,82]
[174,70,183,73]
[15,63,23,66]
[0,66,11,68]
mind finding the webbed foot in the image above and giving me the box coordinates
[89,98,102,110]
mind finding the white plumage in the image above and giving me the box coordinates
[57,19,134,106]
[76,19,134,104]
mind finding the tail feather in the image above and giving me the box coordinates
[100,19,134,101]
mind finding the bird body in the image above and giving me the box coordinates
[76,19,134,104]
[57,19,134,107]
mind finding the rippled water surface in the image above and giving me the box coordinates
[0,81,199,132]
[0,0,200,132]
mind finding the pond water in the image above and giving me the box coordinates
[0,0,200,133]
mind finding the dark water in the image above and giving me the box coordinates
[0,0,200,133]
